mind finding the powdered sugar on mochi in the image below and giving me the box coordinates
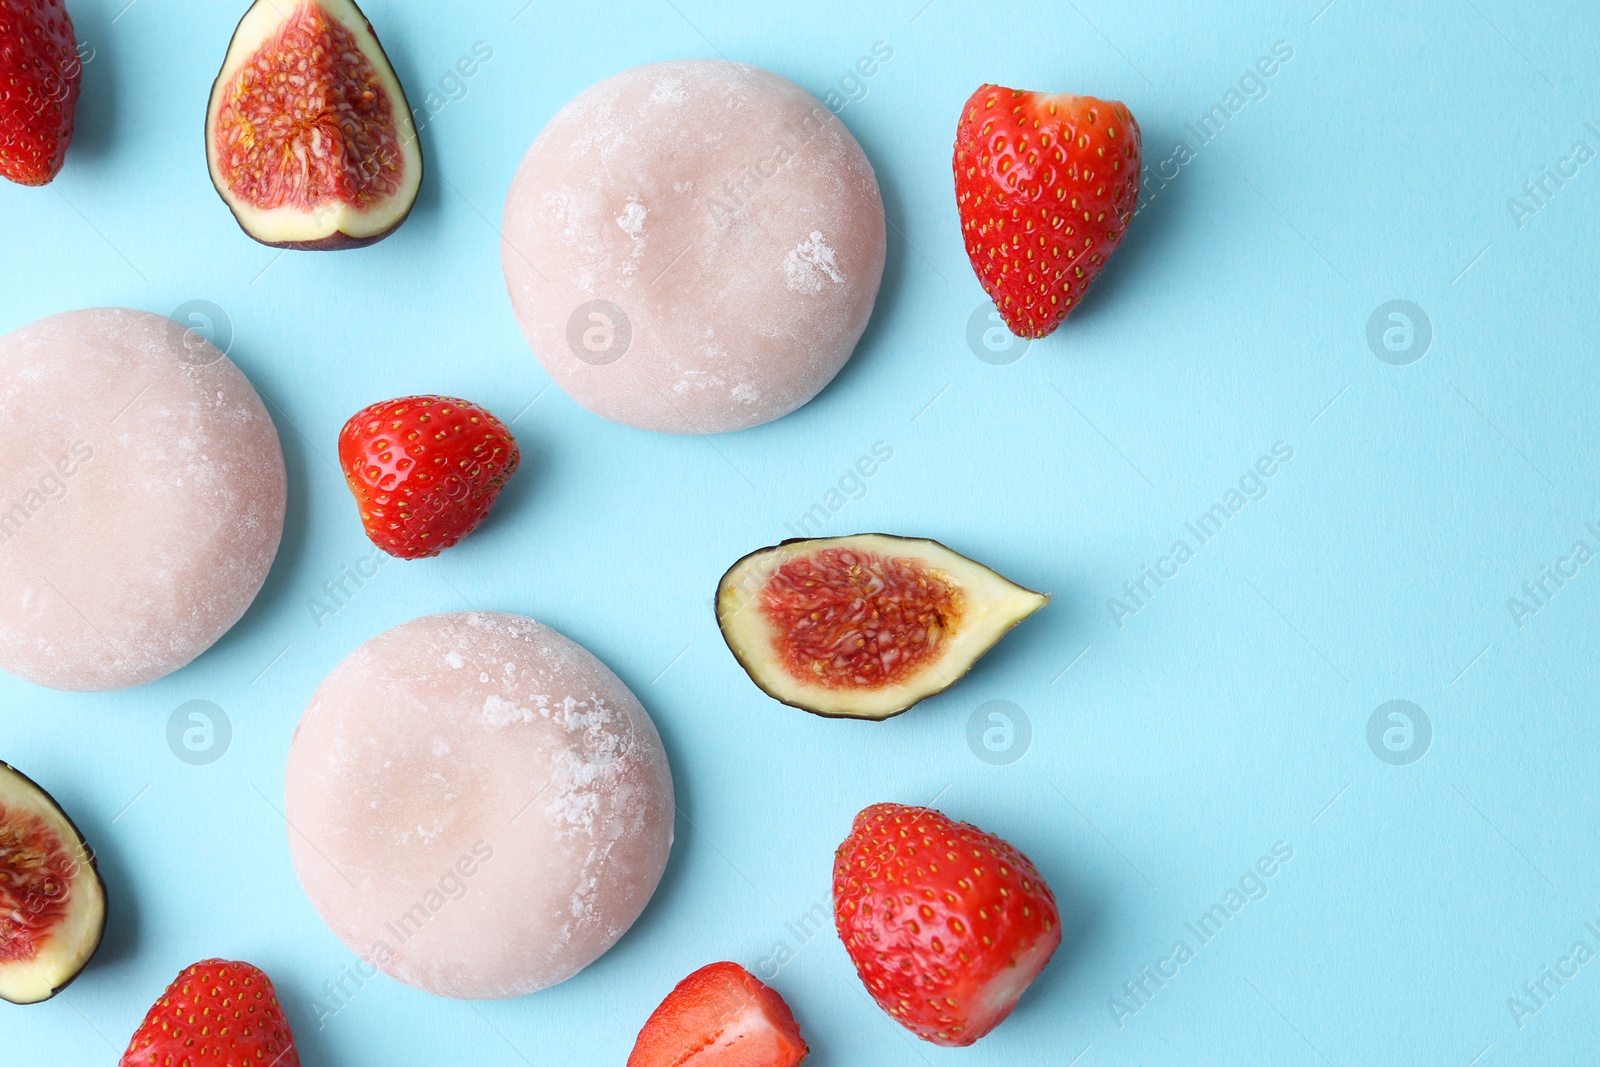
[614,199,649,282]
[784,231,846,295]
[502,59,887,434]
[0,308,285,691]
[284,612,675,1000]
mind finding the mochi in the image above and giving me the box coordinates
[502,59,887,434]
[0,308,285,692]
[284,612,675,999]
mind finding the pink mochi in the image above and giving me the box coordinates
[0,308,285,692]
[502,59,887,434]
[284,612,676,1000]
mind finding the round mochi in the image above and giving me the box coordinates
[0,308,286,692]
[502,59,887,434]
[284,612,675,1000]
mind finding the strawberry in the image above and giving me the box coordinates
[953,84,1141,339]
[832,803,1061,1047]
[338,395,520,560]
[0,0,81,186]
[120,959,299,1067]
[628,961,808,1067]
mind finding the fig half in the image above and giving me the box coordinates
[204,0,423,250]
[0,761,106,1005]
[717,534,1048,720]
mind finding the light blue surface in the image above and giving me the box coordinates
[4,0,1600,1063]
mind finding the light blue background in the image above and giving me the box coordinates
[4,0,1599,1063]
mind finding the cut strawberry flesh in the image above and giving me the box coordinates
[630,963,807,1067]
[213,2,404,211]
[761,548,963,689]
[674,1002,804,1066]
[962,931,1060,1040]
[0,805,74,964]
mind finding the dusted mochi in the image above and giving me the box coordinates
[0,308,286,692]
[284,612,675,1000]
[502,59,887,434]
[717,534,1048,720]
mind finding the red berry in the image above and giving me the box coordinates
[0,0,81,186]
[953,84,1142,339]
[338,395,520,560]
[628,961,808,1067]
[120,959,299,1067]
[832,803,1061,1047]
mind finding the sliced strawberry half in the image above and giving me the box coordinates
[628,961,808,1067]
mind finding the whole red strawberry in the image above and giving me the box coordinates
[338,395,520,560]
[954,84,1141,339]
[0,0,81,186]
[833,803,1061,1047]
[628,961,808,1067]
[120,959,299,1067]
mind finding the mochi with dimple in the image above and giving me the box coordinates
[284,612,676,1000]
[0,308,286,692]
[502,59,888,434]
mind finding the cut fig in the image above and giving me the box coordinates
[204,0,422,250]
[717,534,1048,720]
[0,761,106,1005]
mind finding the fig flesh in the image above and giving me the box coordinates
[204,0,422,250]
[0,761,106,1005]
[717,534,1048,720]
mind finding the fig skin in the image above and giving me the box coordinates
[716,534,1049,722]
[203,0,423,251]
[0,760,108,1006]
[214,215,413,253]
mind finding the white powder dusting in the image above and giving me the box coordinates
[649,78,687,104]
[616,200,648,285]
[482,694,534,727]
[783,231,846,295]
[615,200,647,240]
